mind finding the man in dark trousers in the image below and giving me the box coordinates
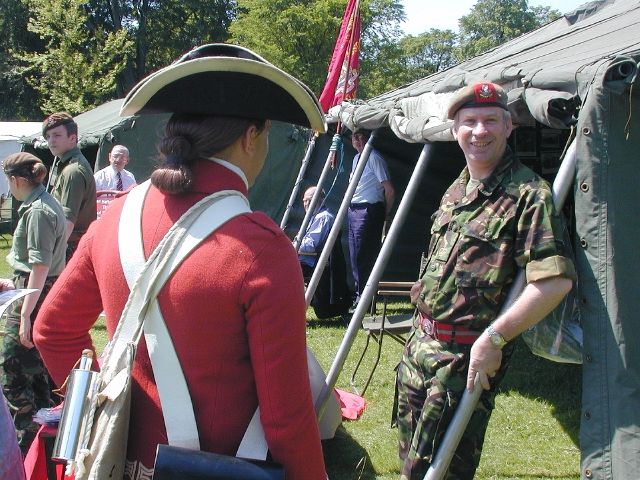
[43,112,96,260]
[347,128,394,309]
[396,82,576,479]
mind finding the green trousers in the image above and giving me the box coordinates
[0,273,57,453]
[395,328,513,480]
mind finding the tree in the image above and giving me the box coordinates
[0,0,44,119]
[457,0,560,61]
[229,0,405,100]
[362,29,457,96]
[400,30,457,80]
[9,0,238,115]
[80,0,237,93]
[17,0,134,115]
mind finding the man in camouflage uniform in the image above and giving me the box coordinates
[395,82,577,479]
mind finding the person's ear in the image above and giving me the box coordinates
[241,124,259,155]
[505,116,513,137]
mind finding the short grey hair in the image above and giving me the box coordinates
[110,145,129,156]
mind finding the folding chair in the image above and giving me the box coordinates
[350,253,429,396]
[350,281,415,396]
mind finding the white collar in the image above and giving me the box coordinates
[206,157,249,189]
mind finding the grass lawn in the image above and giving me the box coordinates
[307,305,581,480]
[0,237,582,479]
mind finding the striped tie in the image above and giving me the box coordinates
[116,171,123,191]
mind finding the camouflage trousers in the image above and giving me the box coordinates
[0,273,58,454]
[395,328,514,480]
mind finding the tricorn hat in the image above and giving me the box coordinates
[120,44,327,133]
[447,82,508,120]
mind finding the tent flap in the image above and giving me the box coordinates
[521,87,580,128]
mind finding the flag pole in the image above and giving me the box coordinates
[327,0,360,169]
[294,0,361,250]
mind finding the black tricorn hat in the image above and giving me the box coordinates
[120,44,327,133]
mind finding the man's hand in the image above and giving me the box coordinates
[19,312,34,349]
[409,280,422,305]
[0,278,15,291]
[466,333,502,391]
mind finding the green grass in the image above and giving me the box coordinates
[306,303,581,480]
[1,236,580,479]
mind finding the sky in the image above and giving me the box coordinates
[401,0,590,35]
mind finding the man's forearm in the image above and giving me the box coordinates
[491,276,573,341]
[65,220,75,241]
[467,275,573,390]
[381,181,395,217]
[21,263,49,318]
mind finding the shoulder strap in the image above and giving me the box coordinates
[117,181,251,450]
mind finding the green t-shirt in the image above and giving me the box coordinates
[51,146,97,239]
[7,184,67,276]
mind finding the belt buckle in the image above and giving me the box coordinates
[419,312,436,338]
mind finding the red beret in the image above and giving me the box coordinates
[447,82,508,119]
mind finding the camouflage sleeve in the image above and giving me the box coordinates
[514,185,576,282]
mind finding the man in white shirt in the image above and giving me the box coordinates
[94,145,137,191]
[347,128,395,308]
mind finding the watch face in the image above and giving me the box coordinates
[490,335,503,347]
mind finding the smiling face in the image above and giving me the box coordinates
[45,125,77,157]
[452,106,513,178]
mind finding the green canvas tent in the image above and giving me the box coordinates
[20,100,310,219]
[304,1,639,478]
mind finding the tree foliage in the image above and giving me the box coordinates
[363,29,457,96]
[0,0,44,119]
[6,0,237,117]
[229,0,405,99]
[1,0,565,119]
[17,0,134,115]
[457,0,560,61]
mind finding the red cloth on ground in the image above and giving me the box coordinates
[34,161,326,480]
[335,388,366,420]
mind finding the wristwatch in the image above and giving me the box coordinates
[485,324,508,349]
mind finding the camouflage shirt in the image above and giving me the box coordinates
[415,148,576,330]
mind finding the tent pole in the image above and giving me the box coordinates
[280,132,318,231]
[317,142,434,416]
[304,131,378,306]
[424,138,578,480]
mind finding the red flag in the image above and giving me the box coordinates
[319,0,361,113]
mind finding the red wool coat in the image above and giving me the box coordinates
[34,160,327,479]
